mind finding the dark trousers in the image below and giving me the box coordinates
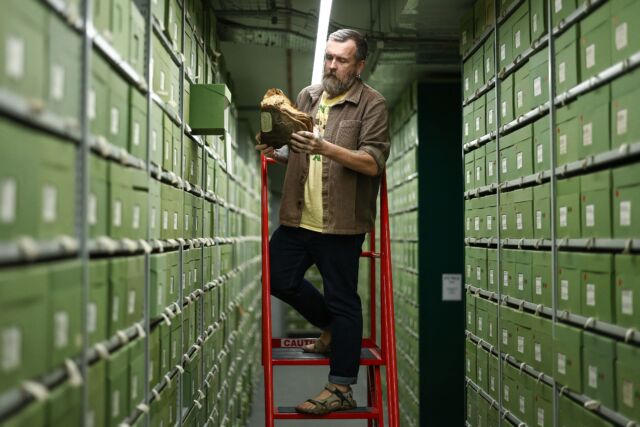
[269,225,365,385]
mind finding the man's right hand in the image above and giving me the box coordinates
[255,133,288,164]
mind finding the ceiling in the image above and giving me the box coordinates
[214,0,473,189]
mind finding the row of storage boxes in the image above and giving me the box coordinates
[390,211,418,240]
[465,305,640,422]
[465,164,639,239]
[391,240,419,272]
[389,113,418,163]
[387,145,418,190]
[464,63,638,166]
[465,247,638,327]
[388,84,417,137]
[393,269,419,306]
[388,178,417,214]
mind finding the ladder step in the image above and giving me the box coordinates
[275,406,379,419]
[271,347,384,366]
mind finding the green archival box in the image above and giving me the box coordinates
[611,0,640,64]
[531,251,552,308]
[556,99,580,166]
[612,162,639,238]
[88,260,109,346]
[558,251,581,314]
[555,26,580,95]
[616,341,640,421]
[189,84,231,135]
[556,177,581,238]
[577,84,611,159]
[529,48,549,110]
[582,332,616,409]
[578,253,614,323]
[614,254,640,329]
[553,323,583,393]
[534,183,551,239]
[580,170,612,239]
[611,67,640,149]
[579,2,611,83]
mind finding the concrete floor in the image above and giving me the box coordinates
[246,365,374,427]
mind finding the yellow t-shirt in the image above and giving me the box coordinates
[299,91,348,232]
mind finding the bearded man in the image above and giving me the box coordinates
[255,29,390,415]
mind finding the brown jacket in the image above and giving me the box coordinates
[279,79,390,234]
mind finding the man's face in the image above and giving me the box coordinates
[322,39,365,97]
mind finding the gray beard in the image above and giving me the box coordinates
[322,72,357,98]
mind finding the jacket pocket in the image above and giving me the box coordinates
[334,120,361,150]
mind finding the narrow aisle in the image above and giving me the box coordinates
[247,366,373,427]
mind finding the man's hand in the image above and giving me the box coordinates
[255,133,288,164]
[290,130,327,155]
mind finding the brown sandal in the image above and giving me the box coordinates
[302,339,331,354]
[295,384,357,415]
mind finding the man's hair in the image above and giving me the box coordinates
[328,29,368,62]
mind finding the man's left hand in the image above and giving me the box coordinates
[290,130,326,155]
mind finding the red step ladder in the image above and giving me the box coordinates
[260,155,400,426]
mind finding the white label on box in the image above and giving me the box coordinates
[51,64,65,100]
[110,107,119,135]
[500,44,506,61]
[6,35,25,79]
[588,365,598,389]
[150,207,156,229]
[478,317,483,332]
[559,134,568,155]
[133,122,140,146]
[42,185,58,223]
[561,279,569,300]
[160,71,166,91]
[535,343,542,362]
[87,302,97,334]
[504,384,510,401]
[132,375,138,399]
[173,147,178,167]
[623,380,634,408]
[519,395,525,414]
[185,214,189,231]
[486,57,491,74]
[516,152,523,169]
[149,361,154,382]
[476,266,481,281]
[501,101,507,118]
[467,311,472,325]
[536,210,543,230]
[464,122,469,137]
[616,22,628,51]
[488,109,494,125]
[132,204,140,230]
[487,215,493,230]
[490,376,495,391]
[503,270,509,287]
[559,62,566,83]
[517,212,523,230]
[488,160,494,177]
[620,200,631,226]
[558,353,566,374]
[489,269,494,285]
[586,44,596,69]
[476,166,481,181]
[128,290,136,315]
[586,204,595,228]
[536,276,543,295]
[170,277,174,294]
[113,200,122,227]
[1,178,17,224]
[475,117,480,132]
[517,91,524,108]
[502,214,508,231]
[515,31,521,49]
[88,193,97,225]
[502,157,508,174]
[475,216,480,231]
[617,109,628,135]
[173,212,178,230]
[582,122,593,146]
[622,290,633,315]
[534,76,542,97]
[518,335,524,353]
[86,411,95,427]
[164,142,170,160]
[2,326,21,371]
[465,78,469,92]
[555,0,562,13]
[162,210,168,230]
[474,69,479,85]
[466,217,471,231]
[112,296,119,321]
[537,144,544,164]
[54,311,69,349]
[466,358,471,372]
[489,322,494,338]
[112,390,120,417]
[560,206,568,227]
[151,130,157,152]
[478,367,483,382]
[518,273,524,290]
[537,408,545,427]
[533,14,538,34]
[586,283,596,306]
[88,89,97,120]
[442,274,462,301]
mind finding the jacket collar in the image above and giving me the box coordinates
[308,78,364,105]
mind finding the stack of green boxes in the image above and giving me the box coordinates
[386,83,420,427]
[463,0,640,425]
[0,0,263,426]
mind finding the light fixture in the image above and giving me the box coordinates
[311,0,333,85]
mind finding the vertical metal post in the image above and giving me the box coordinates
[143,0,153,426]
[80,0,92,424]
[546,1,559,426]
[492,1,503,425]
